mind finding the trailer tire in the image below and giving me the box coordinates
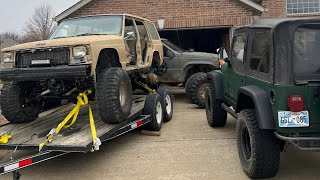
[96,68,132,124]
[0,81,41,123]
[237,109,280,179]
[187,72,209,108]
[157,88,173,122]
[205,84,227,127]
[144,94,163,131]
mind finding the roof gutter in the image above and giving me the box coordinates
[54,0,93,22]
[238,0,266,13]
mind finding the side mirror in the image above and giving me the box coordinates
[217,47,230,66]
[125,32,135,39]
[165,50,175,58]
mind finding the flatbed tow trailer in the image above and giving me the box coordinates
[0,94,163,180]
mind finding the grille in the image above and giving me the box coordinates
[16,48,69,68]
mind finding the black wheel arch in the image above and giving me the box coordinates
[95,48,121,78]
[236,85,275,130]
[207,71,224,100]
[183,64,216,83]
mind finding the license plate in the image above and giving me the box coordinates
[278,111,309,128]
[31,60,51,65]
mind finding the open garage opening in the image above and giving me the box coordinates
[159,27,230,54]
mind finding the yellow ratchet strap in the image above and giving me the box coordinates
[0,103,73,145]
[0,134,11,144]
[136,81,156,94]
[39,90,101,152]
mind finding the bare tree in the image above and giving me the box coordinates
[23,4,56,42]
[0,32,21,42]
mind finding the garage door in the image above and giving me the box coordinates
[159,27,230,54]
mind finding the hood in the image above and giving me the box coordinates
[180,51,220,68]
[181,51,219,59]
[2,35,123,52]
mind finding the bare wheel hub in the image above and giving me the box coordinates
[119,82,127,108]
[198,83,209,101]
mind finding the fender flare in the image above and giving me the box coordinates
[236,85,275,130]
[207,71,224,100]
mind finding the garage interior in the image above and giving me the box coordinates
[159,27,230,54]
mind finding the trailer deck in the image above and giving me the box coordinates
[0,95,149,153]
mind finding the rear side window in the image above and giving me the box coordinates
[231,35,245,62]
[146,22,160,40]
[249,30,271,73]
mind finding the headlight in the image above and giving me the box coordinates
[2,52,14,63]
[73,46,87,58]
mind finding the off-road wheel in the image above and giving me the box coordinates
[96,68,133,124]
[186,72,209,108]
[237,109,280,179]
[144,94,163,131]
[157,88,173,122]
[185,76,192,98]
[205,84,227,127]
[0,81,42,123]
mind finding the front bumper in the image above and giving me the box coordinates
[275,132,320,151]
[0,65,89,81]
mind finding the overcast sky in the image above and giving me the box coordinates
[0,0,81,33]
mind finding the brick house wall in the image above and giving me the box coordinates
[65,0,273,29]
[64,0,320,29]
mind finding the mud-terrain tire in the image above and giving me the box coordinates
[0,81,41,123]
[187,72,209,108]
[96,68,133,124]
[185,76,192,98]
[157,88,173,122]
[236,109,280,179]
[144,94,163,131]
[205,84,227,127]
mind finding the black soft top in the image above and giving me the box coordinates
[237,18,320,84]
[238,18,320,29]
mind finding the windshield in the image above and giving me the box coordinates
[294,24,320,75]
[162,39,185,52]
[50,15,123,39]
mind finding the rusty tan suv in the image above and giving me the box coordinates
[0,14,163,124]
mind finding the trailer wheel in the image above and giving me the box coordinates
[157,88,173,122]
[186,72,208,108]
[237,109,280,179]
[96,68,133,124]
[0,81,42,123]
[144,94,163,131]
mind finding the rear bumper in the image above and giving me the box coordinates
[275,132,320,151]
[0,65,89,81]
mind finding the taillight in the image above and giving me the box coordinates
[288,95,304,112]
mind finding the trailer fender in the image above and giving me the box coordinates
[207,71,224,100]
[236,85,275,130]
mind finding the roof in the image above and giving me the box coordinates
[55,0,266,22]
[239,17,320,29]
[238,0,265,12]
[62,13,152,23]
[55,0,92,22]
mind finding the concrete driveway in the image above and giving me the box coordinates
[1,87,320,180]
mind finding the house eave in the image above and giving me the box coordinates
[238,0,266,13]
[54,0,93,22]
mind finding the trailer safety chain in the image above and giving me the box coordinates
[39,90,101,152]
[136,81,157,94]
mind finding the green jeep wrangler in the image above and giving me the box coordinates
[205,18,320,179]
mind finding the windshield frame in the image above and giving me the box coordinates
[161,39,185,52]
[50,15,124,39]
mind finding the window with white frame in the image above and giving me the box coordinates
[287,0,320,14]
